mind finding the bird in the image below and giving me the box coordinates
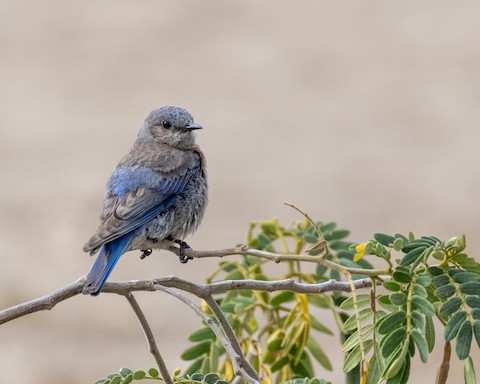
[82,105,208,295]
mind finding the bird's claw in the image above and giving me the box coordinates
[177,241,192,263]
[140,249,152,259]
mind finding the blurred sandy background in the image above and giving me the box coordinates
[1,1,479,383]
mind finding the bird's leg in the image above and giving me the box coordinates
[140,249,152,259]
[167,236,192,263]
[140,236,159,259]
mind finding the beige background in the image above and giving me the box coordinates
[1,1,479,383]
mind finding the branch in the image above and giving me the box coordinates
[157,286,260,384]
[124,293,173,384]
[0,276,377,325]
[0,278,84,325]
[203,295,260,383]
[165,245,390,277]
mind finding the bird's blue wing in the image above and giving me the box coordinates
[84,157,201,253]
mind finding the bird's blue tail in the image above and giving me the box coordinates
[83,235,132,296]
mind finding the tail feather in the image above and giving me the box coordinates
[82,235,132,296]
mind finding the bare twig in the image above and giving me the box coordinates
[124,292,173,384]
[203,296,260,383]
[436,342,451,384]
[156,286,260,384]
[165,245,390,277]
[284,201,328,253]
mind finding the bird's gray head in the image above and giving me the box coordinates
[138,105,202,149]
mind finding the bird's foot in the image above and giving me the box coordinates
[140,249,152,259]
[167,236,192,263]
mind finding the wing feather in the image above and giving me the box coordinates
[84,154,200,253]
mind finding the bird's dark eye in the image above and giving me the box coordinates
[161,120,172,129]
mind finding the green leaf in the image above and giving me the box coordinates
[413,283,428,297]
[190,373,204,381]
[435,284,456,299]
[428,266,445,276]
[267,336,283,352]
[270,355,289,372]
[439,297,462,318]
[292,353,314,378]
[257,233,271,248]
[378,311,407,335]
[180,341,211,361]
[310,316,333,335]
[133,371,146,380]
[385,356,410,384]
[224,269,244,281]
[383,281,402,292]
[381,327,407,358]
[183,358,204,377]
[308,294,330,308]
[390,293,408,305]
[340,294,371,310]
[474,320,480,349]
[452,272,480,284]
[432,274,450,287]
[392,238,404,251]
[411,329,429,363]
[342,309,373,332]
[473,320,480,348]
[392,269,412,284]
[209,342,220,372]
[282,321,306,355]
[378,294,393,306]
[472,309,480,320]
[109,377,121,384]
[367,354,383,384]
[381,341,408,380]
[402,240,430,253]
[148,368,159,378]
[306,336,333,370]
[415,274,432,287]
[466,296,480,309]
[189,327,216,342]
[304,233,319,243]
[425,315,436,352]
[123,375,133,384]
[411,295,435,317]
[400,247,427,266]
[453,254,480,274]
[460,282,480,295]
[448,268,463,277]
[327,229,350,240]
[374,233,396,247]
[464,356,477,384]
[456,321,473,360]
[343,340,374,373]
[119,367,133,377]
[411,310,425,330]
[342,324,374,352]
[445,311,467,341]
[269,291,295,306]
[204,373,220,384]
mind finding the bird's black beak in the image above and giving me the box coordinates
[185,123,203,130]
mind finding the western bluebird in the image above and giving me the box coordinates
[82,105,208,295]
